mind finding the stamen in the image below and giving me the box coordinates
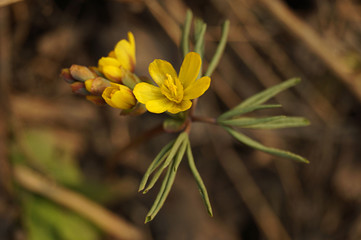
[161,74,184,103]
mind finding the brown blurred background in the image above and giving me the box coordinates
[1,0,361,239]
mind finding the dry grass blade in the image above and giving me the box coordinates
[257,0,361,102]
[14,165,144,240]
[0,0,22,7]
[210,131,291,240]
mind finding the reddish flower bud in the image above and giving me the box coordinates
[84,77,112,96]
[69,65,96,82]
[70,82,90,96]
[60,68,75,83]
[86,95,106,105]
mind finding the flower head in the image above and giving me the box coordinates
[102,82,136,110]
[98,32,136,83]
[133,52,211,114]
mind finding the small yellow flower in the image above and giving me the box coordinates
[102,83,136,109]
[133,52,210,114]
[98,32,136,83]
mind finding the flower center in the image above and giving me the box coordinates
[160,74,184,104]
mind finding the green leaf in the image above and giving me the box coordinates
[224,126,309,163]
[145,136,188,222]
[218,78,300,121]
[205,20,230,77]
[219,116,310,129]
[138,140,175,192]
[218,104,282,121]
[194,18,207,59]
[235,78,301,109]
[181,10,193,58]
[142,155,170,194]
[142,133,187,193]
[186,141,213,216]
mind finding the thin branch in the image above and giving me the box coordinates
[108,123,164,170]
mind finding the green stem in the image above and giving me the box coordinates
[191,115,217,124]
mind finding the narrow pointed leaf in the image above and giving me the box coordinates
[194,18,207,58]
[186,141,213,216]
[236,78,300,110]
[224,126,309,163]
[173,135,188,172]
[139,140,175,192]
[145,137,188,222]
[219,116,310,129]
[142,132,187,193]
[205,20,230,77]
[218,104,282,121]
[145,160,174,223]
[181,10,193,58]
[142,154,170,194]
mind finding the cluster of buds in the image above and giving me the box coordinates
[60,32,146,115]
[60,65,107,105]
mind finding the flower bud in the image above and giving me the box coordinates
[102,65,123,83]
[71,82,90,96]
[120,103,147,116]
[60,68,75,83]
[86,95,106,105]
[121,71,141,89]
[102,83,136,109]
[84,77,112,96]
[89,66,104,77]
[70,65,96,82]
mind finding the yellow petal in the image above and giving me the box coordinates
[127,32,135,58]
[149,59,177,86]
[102,84,136,109]
[183,76,211,100]
[133,82,163,104]
[167,100,192,114]
[114,32,136,72]
[98,57,121,72]
[108,50,116,58]
[111,87,136,109]
[103,65,123,83]
[102,87,118,108]
[178,52,201,89]
[146,97,174,113]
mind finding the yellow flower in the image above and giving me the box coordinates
[133,52,211,114]
[98,32,136,83]
[102,83,136,109]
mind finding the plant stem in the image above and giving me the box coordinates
[191,115,217,124]
[108,123,164,171]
